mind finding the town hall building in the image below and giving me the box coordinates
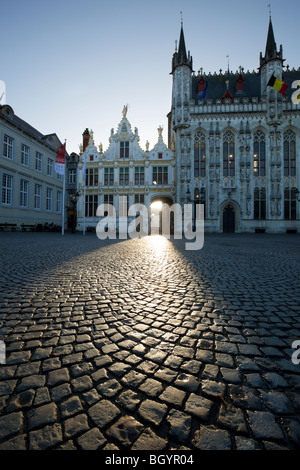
[168,18,300,233]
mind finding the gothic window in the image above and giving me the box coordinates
[284,188,297,220]
[194,132,206,178]
[254,188,266,220]
[253,130,266,177]
[284,130,296,176]
[223,130,235,177]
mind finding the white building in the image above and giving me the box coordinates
[168,19,300,233]
[0,104,65,231]
[77,107,175,234]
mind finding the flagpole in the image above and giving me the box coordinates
[62,140,67,235]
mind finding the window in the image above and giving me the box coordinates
[35,152,42,172]
[134,194,144,204]
[253,131,266,176]
[56,191,62,212]
[223,130,235,177]
[120,141,129,159]
[104,194,114,216]
[34,183,42,209]
[2,174,13,205]
[254,188,266,220]
[46,187,53,211]
[85,194,98,217]
[119,167,129,185]
[284,188,297,220]
[69,169,76,184]
[3,135,14,159]
[194,132,206,178]
[135,167,144,185]
[86,168,98,186]
[104,168,114,186]
[19,179,29,207]
[47,158,53,176]
[21,144,30,166]
[152,167,168,185]
[158,153,163,159]
[284,130,296,177]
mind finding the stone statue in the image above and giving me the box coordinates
[122,105,128,118]
[158,125,163,137]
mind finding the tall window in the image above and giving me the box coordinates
[86,168,98,186]
[3,135,14,160]
[21,144,30,166]
[104,168,114,186]
[153,167,168,185]
[120,141,129,159]
[135,167,144,185]
[35,152,42,172]
[56,191,62,212]
[34,183,42,209]
[104,194,114,216]
[223,130,235,176]
[119,167,129,185]
[194,132,206,178]
[284,130,296,176]
[2,174,13,205]
[85,194,98,217]
[20,179,29,207]
[253,130,266,176]
[69,169,76,184]
[47,158,53,176]
[46,187,53,211]
[284,188,297,220]
[254,188,266,220]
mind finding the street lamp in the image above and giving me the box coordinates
[70,191,80,233]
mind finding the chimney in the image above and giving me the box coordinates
[82,128,90,152]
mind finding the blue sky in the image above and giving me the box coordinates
[1,0,299,154]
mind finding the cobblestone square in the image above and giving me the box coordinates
[0,232,300,451]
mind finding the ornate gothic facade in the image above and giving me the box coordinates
[168,19,300,233]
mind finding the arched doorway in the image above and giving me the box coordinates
[150,196,174,235]
[223,204,235,233]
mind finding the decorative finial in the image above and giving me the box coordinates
[180,11,183,26]
[268,3,271,19]
[226,55,230,73]
[225,80,229,90]
[89,129,94,141]
[175,40,177,52]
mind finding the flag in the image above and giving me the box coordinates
[55,142,66,175]
[267,74,288,96]
[199,81,208,100]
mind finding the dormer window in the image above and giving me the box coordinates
[120,141,129,159]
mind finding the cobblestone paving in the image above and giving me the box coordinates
[0,232,300,451]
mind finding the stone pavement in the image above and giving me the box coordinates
[0,232,300,451]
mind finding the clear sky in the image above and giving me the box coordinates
[1,0,299,155]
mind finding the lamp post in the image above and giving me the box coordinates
[70,191,80,233]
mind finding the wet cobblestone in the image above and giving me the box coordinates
[0,232,300,450]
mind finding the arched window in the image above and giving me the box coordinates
[253,130,266,177]
[194,132,206,178]
[284,130,296,176]
[223,130,235,176]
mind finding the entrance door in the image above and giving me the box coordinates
[223,205,235,233]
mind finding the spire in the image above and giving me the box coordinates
[171,23,193,74]
[260,18,283,69]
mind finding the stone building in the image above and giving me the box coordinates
[77,106,175,234]
[0,104,65,230]
[168,19,300,233]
